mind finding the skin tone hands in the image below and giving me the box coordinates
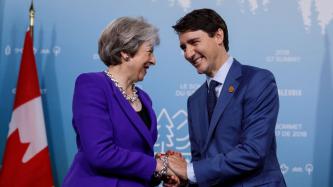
[155,153,180,186]
[157,150,188,187]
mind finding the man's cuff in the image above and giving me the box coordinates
[187,162,197,183]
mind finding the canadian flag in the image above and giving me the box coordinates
[0,31,54,186]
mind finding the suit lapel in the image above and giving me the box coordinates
[105,74,154,148]
[203,60,242,151]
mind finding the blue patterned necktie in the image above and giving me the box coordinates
[207,80,221,124]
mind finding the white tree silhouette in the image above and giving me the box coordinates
[155,108,174,153]
[155,109,192,162]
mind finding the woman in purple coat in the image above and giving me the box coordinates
[63,17,178,187]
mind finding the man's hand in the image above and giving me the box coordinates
[167,151,188,180]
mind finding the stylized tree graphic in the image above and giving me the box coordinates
[154,108,192,162]
[172,109,191,161]
[155,108,174,153]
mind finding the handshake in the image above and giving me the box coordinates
[154,150,188,187]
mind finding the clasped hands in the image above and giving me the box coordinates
[155,150,188,187]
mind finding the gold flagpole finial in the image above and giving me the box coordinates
[29,0,35,40]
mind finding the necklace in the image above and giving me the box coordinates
[104,70,138,104]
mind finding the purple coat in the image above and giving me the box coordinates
[63,72,158,187]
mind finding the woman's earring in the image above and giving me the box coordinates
[124,56,130,61]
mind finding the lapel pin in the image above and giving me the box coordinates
[228,85,235,93]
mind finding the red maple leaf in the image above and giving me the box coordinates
[0,129,54,187]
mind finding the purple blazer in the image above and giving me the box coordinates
[63,72,158,187]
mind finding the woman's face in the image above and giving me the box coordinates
[127,41,156,82]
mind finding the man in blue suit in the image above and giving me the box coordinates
[166,8,286,187]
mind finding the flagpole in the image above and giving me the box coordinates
[0,2,54,186]
[29,0,35,41]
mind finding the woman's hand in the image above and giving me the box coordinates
[155,154,180,186]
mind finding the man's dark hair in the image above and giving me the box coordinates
[172,8,229,51]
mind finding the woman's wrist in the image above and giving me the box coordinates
[155,159,163,172]
[154,155,169,179]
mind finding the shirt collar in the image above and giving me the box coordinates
[207,55,234,86]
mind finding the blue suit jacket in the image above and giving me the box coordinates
[63,72,158,187]
[188,60,286,187]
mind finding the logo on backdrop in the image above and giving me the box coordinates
[167,0,192,12]
[166,0,271,14]
[5,45,11,56]
[278,89,302,97]
[52,46,61,56]
[175,83,200,97]
[4,45,61,56]
[266,49,301,63]
[304,163,314,175]
[280,163,289,175]
[298,0,333,34]
[280,163,314,175]
[155,108,191,161]
[164,0,333,34]
[275,123,308,138]
[12,88,47,95]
